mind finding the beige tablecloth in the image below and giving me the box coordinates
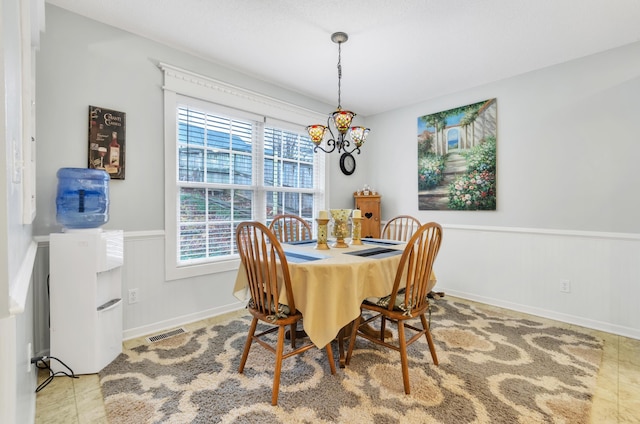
[234,240,432,348]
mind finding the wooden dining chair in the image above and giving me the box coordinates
[381,215,421,242]
[236,221,336,405]
[269,214,313,243]
[383,215,444,302]
[268,214,313,339]
[345,222,443,395]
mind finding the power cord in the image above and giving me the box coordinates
[32,356,78,392]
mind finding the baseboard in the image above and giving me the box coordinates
[122,300,246,341]
[443,289,640,341]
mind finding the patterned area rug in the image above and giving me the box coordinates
[99,299,603,423]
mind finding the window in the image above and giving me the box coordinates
[263,127,317,220]
[162,63,326,280]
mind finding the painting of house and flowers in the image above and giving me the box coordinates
[417,98,497,210]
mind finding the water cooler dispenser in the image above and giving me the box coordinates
[49,168,124,374]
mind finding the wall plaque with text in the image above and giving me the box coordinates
[88,105,126,180]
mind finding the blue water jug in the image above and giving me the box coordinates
[56,168,110,229]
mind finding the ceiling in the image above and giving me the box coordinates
[46,0,640,116]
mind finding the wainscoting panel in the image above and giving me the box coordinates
[33,231,245,353]
[435,225,640,339]
[33,226,640,356]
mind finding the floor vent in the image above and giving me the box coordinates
[146,327,187,343]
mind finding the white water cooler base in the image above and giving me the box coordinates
[49,229,124,375]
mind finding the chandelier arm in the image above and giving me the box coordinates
[326,115,338,139]
[338,133,351,153]
[325,115,342,153]
[343,144,361,155]
[314,138,338,154]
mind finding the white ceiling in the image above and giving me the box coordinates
[46,0,640,116]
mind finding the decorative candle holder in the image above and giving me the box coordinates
[330,209,351,248]
[315,218,330,250]
[350,217,363,245]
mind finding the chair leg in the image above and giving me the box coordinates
[419,314,439,365]
[380,316,387,341]
[397,321,411,394]
[325,342,337,375]
[290,323,297,348]
[345,315,360,365]
[238,317,258,373]
[271,325,287,406]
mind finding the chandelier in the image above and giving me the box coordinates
[307,32,370,155]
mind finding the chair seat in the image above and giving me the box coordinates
[362,296,430,318]
[246,304,301,326]
[365,286,429,316]
[247,298,291,321]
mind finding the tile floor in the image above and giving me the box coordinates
[35,299,640,423]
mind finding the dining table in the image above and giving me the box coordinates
[233,237,436,366]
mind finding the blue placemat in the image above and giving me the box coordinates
[362,238,403,246]
[283,250,328,263]
[344,247,403,259]
[285,239,317,246]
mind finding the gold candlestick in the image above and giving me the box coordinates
[351,217,363,245]
[315,218,330,250]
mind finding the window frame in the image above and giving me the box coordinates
[162,63,327,280]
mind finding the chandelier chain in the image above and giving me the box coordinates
[337,41,342,110]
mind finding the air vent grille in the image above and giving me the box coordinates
[146,327,187,343]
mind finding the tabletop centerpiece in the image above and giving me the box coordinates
[330,209,351,248]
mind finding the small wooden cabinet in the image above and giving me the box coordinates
[354,194,381,238]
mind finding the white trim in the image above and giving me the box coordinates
[34,230,166,246]
[9,240,37,315]
[122,230,165,240]
[445,289,640,340]
[439,223,640,241]
[123,300,245,340]
[159,62,325,124]
[164,89,180,279]
[177,93,263,123]
[21,0,37,224]
[35,226,640,247]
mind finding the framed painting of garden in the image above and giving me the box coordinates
[417,98,497,210]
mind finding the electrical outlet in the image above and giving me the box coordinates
[560,279,571,293]
[128,288,139,304]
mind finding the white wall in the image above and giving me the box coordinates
[365,42,640,338]
[34,4,640,356]
[366,42,640,232]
